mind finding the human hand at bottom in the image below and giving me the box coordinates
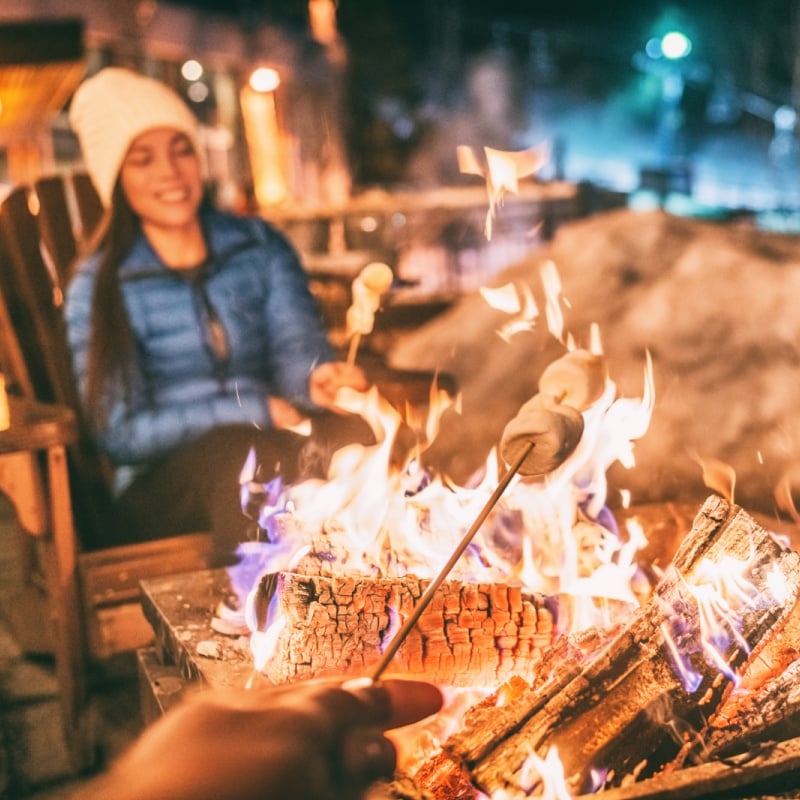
[84,677,443,800]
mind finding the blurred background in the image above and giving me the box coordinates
[2,1,800,213]
[2,1,799,361]
[3,6,800,798]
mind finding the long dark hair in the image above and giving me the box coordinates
[82,180,140,427]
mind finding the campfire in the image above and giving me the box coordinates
[204,159,800,798]
[216,332,800,798]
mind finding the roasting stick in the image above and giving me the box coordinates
[368,347,606,683]
[369,439,534,682]
[345,331,361,368]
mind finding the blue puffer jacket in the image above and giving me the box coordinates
[65,208,334,494]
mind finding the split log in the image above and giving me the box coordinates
[570,734,800,800]
[260,571,555,686]
[431,496,800,797]
[671,595,800,766]
[410,631,613,800]
[258,501,697,689]
[694,656,800,762]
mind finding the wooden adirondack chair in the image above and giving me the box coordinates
[0,181,212,770]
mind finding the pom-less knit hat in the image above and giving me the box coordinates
[69,66,202,206]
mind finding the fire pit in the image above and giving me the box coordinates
[406,495,800,798]
[139,494,800,798]
[138,248,800,798]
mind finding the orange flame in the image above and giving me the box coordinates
[517,746,573,799]
[690,451,736,504]
[509,349,656,632]
[457,142,549,240]
[775,463,800,523]
[540,259,565,342]
[237,257,658,676]
[479,280,540,341]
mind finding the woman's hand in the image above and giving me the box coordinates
[85,678,443,800]
[267,395,310,431]
[309,361,370,409]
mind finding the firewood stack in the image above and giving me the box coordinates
[387,495,800,799]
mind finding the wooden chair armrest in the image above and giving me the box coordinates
[0,395,76,454]
[0,397,76,536]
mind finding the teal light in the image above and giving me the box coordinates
[661,30,692,60]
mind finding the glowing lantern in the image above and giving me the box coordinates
[240,66,287,207]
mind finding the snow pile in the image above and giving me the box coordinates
[389,208,800,515]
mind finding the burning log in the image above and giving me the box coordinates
[569,734,800,800]
[678,597,800,763]
[405,630,614,799]
[410,495,800,798]
[258,357,618,688]
[260,570,556,687]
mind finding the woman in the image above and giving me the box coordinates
[66,67,371,562]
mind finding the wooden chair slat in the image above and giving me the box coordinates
[0,186,74,406]
[71,171,104,245]
[34,174,78,284]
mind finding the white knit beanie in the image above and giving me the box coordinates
[69,67,202,207]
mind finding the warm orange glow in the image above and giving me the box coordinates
[691,451,736,504]
[518,746,573,798]
[240,82,288,207]
[540,259,565,342]
[248,66,281,93]
[457,142,549,239]
[308,0,339,45]
[0,374,8,431]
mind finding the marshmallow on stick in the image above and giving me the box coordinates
[345,262,394,366]
[500,348,607,476]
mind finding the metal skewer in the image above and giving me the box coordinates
[369,439,534,682]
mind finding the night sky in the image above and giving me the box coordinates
[174,1,797,89]
[172,0,798,185]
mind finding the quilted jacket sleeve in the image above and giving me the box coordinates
[253,219,335,407]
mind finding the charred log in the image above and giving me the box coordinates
[671,596,800,765]
[261,571,555,686]
[572,734,800,800]
[427,496,800,797]
[696,657,800,762]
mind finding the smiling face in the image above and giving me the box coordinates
[119,127,204,234]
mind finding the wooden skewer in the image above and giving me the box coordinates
[346,331,361,368]
[369,440,534,682]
